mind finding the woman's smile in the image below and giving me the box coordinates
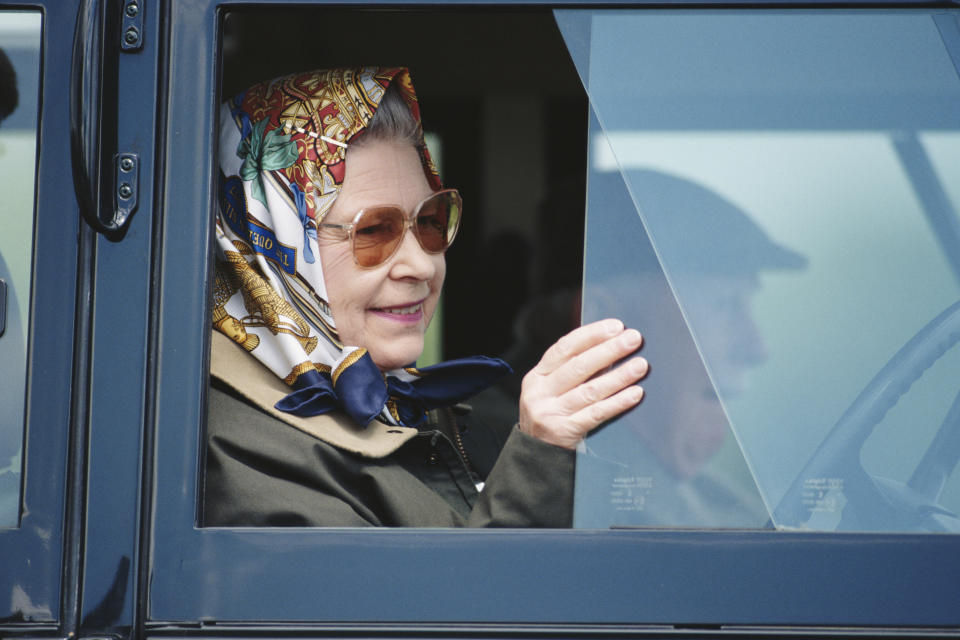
[369,300,425,323]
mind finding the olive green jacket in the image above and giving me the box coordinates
[203,331,575,527]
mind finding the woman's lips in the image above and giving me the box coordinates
[369,301,424,323]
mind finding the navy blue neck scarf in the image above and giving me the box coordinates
[275,351,512,428]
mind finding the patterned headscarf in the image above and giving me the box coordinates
[214,67,508,428]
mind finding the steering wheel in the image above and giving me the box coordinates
[773,299,960,532]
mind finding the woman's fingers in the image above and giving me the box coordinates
[548,327,643,397]
[569,382,646,434]
[560,355,648,417]
[533,319,625,376]
[518,319,648,450]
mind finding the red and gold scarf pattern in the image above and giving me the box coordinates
[212,68,436,421]
[213,67,509,428]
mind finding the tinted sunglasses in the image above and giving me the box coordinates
[318,189,462,268]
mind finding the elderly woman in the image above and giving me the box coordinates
[204,67,647,527]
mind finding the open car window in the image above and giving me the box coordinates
[559,9,960,532]
[200,6,588,528]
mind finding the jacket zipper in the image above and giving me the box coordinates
[444,407,476,482]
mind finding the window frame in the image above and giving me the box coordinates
[0,2,79,628]
[149,0,960,631]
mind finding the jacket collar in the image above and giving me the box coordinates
[210,330,418,458]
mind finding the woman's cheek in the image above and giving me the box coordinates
[424,256,446,326]
[315,243,363,328]
[317,243,356,286]
[316,240,354,271]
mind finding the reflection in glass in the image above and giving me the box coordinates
[0,11,41,527]
[564,9,960,531]
[576,118,792,528]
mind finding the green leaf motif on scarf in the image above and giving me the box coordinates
[237,118,300,207]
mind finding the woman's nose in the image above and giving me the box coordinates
[389,226,437,280]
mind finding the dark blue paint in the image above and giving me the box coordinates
[3,0,959,636]
[0,1,79,625]
[79,2,161,635]
[149,0,960,629]
[150,527,960,626]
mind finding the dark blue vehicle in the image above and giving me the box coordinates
[1,1,960,639]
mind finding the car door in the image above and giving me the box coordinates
[147,0,960,636]
[1,4,81,633]
[0,1,161,637]
[3,2,959,639]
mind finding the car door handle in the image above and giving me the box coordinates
[70,0,142,241]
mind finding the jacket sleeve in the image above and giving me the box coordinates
[467,425,576,528]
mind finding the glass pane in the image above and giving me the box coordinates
[0,11,41,527]
[564,9,960,532]
[575,110,771,529]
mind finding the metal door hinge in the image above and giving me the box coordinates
[120,0,144,51]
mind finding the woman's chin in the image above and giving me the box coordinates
[369,339,424,371]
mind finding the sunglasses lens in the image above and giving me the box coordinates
[348,191,462,268]
[353,206,405,267]
[415,191,461,253]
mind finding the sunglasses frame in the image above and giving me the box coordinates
[317,188,462,269]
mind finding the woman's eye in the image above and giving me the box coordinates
[417,214,445,234]
[355,216,401,246]
[357,223,386,236]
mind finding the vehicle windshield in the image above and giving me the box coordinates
[562,9,960,532]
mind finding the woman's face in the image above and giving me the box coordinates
[317,140,445,371]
